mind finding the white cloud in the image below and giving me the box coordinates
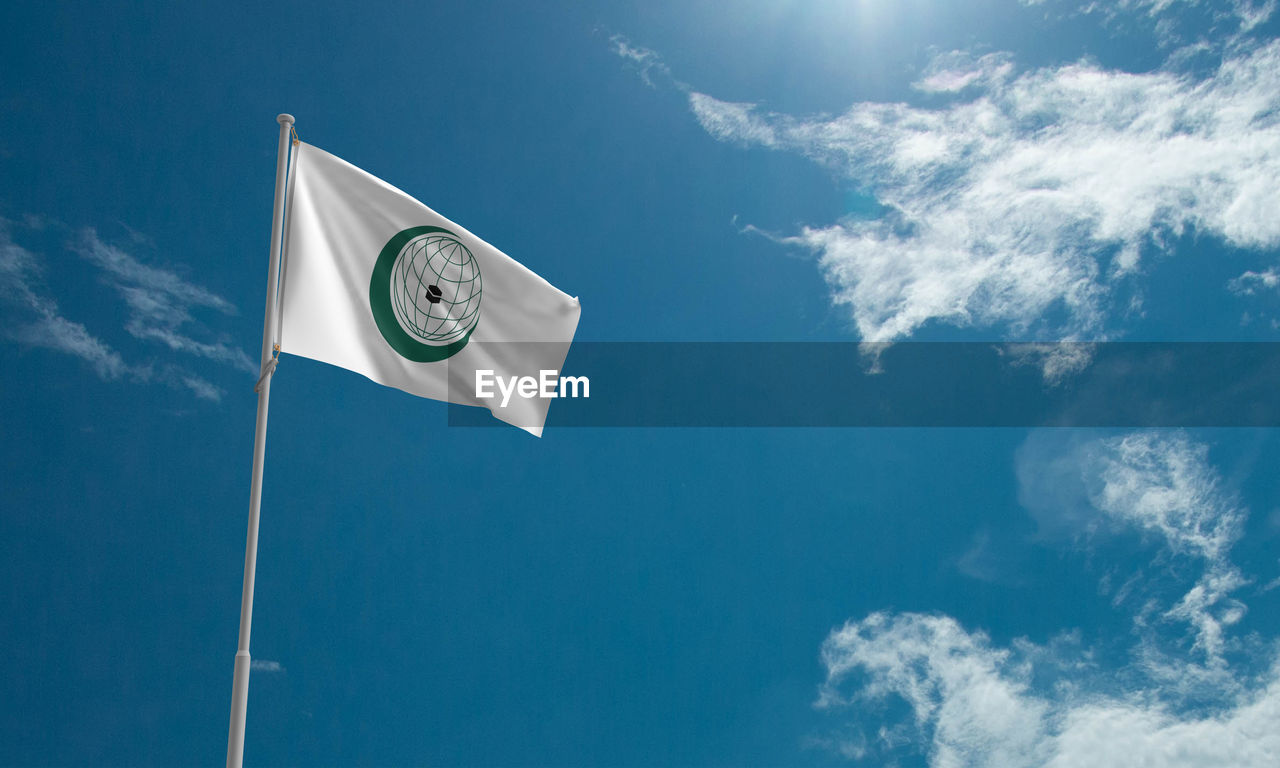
[999,342,1098,384]
[630,36,1280,343]
[10,314,131,381]
[75,229,255,374]
[820,612,1050,767]
[1020,0,1277,37]
[250,659,284,673]
[74,228,234,315]
[1085,432,1242,563]
[179,373,224,402]
[1018,431,1247,667]
[819,611,1280,768]
[1,230,131,380]
[1,221,232,401]
[914,51,1015,94]
[816,431,1271,765]
[609,34,678,90]
[688,93,779,146]
[1235,0,1280,29]
[1229,268,1280,295]
[955,531,1003,583]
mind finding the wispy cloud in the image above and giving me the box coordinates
[250,659,284,674]
[1229,267,1280,295]
[1021,0,1277,40]
[1086,432,1242,564]
[1,220,243,401]
[817,430,1272,766]
[818,610,1280,768]
[609,34,679,90]
[615,32,1280,346]
[177,372,224,402]
[1019,431,1248,669]
[819,613,1051,767]
[75,229,255,374]
[1087,433,1248,668]
[954,530,1026,585]
[1,228,131,380]
[914,51,1015,94]
[999,342,1098,385]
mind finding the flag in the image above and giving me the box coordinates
[278,141,581,436]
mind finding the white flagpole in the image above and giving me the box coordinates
[226,112,294,768]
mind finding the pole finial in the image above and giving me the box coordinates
[277,113,295,126]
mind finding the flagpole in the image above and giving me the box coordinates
[226,112,294,768]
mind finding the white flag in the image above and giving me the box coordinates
[278,142,581,436]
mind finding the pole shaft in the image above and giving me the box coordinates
[227,113,294,768]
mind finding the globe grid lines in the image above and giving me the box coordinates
[401,238,463,337]
[389,233,482,345]
[410,236,481,338]
[369,225,481,363]
[398,237,454,337]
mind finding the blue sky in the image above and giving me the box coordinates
[4,1,1280,765]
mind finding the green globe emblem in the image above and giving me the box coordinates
[391,233,481,341]
[370,226,482,362]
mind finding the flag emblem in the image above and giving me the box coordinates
[369,225,483,362]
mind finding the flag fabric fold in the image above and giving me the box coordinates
[278,141,581,436]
